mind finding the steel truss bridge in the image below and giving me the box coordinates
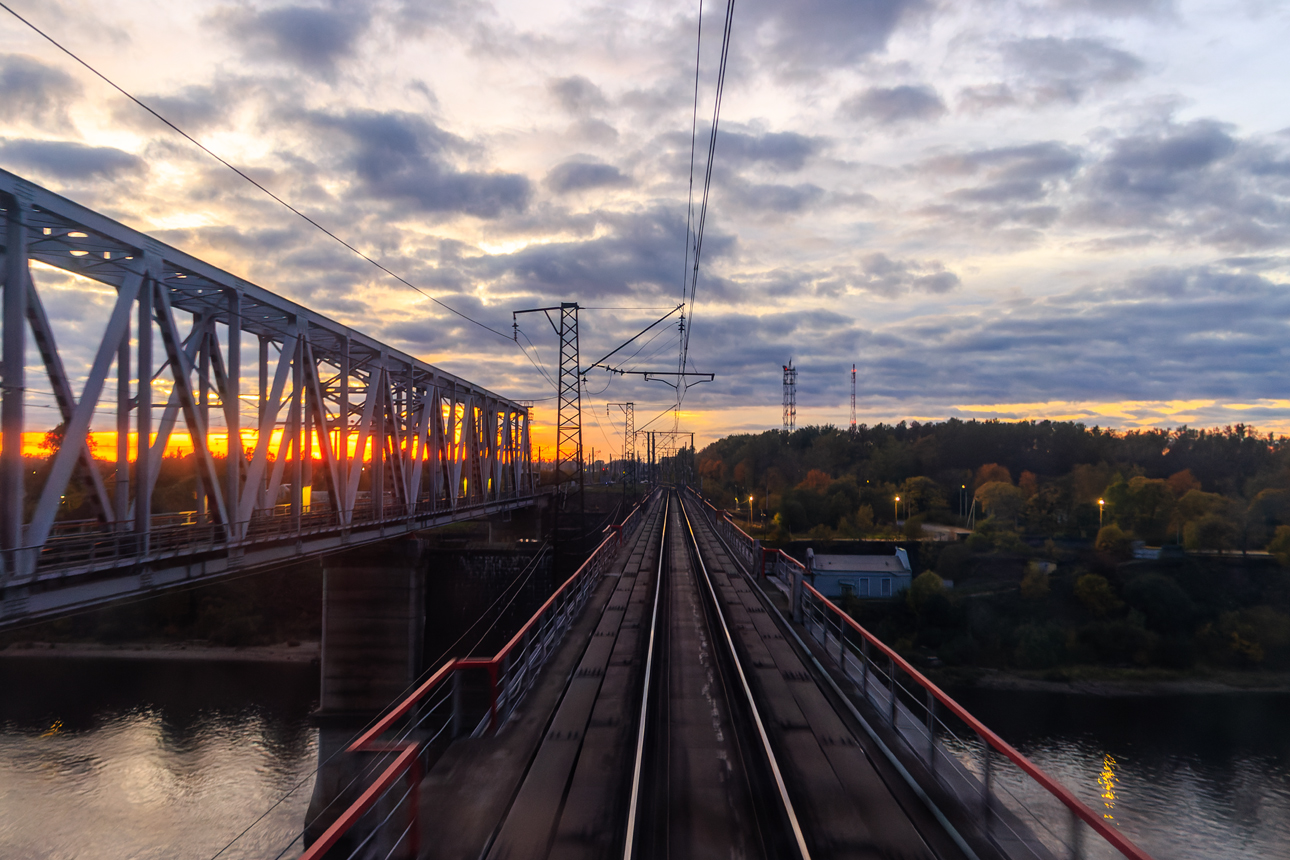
[0,169,535,626]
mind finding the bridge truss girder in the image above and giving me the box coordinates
[0,169,534,623]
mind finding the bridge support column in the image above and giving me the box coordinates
[318,538,426,715]
[306,538,426,858]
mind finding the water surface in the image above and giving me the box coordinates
[947,687,1290,860]
[0,657,318,860]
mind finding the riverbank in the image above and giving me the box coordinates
[0,639,320,663]
[927,665,1290,696]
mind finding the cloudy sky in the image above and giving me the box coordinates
[4,0,1290,450]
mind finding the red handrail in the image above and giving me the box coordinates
[692,489,1155,860]
[297,492,653,859]
[802,580,1154,860]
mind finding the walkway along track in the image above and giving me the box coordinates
[480,489,968,860]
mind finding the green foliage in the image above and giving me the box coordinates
[1106,476,1174,543]
[1014,622,1066,669]
[1200,607,1290,668]
[1020,564,1051,599]
[1095,524,1133,559]
[1074,573,1124,617]
[977,481,1026,521]
[1184,513,1237,552]
[907,571,945,613]
[1267,525,1290,567]
[1123,573,1196,635]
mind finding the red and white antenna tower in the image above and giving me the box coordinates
[850,364,857,435]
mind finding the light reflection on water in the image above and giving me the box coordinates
[944,688,1290,860]
[0,658,318,860]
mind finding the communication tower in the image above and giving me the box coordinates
[850,364,856,436]
[782,361,797,433]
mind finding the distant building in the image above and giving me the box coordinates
[806,548,913,599]
[1131,542,1186,560]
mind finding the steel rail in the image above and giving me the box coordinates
[678,493,812,860]
[621,494,669,860]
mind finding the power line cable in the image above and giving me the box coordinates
[676,0,736,411]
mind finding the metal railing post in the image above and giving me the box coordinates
[982,734,993,831]
[926,690,936,774]
[1071,807,1084,860]
[451,667,462,739]
[792,565,804,623]
[837,612,846,669]
[888,655,897,728]
[861,638,869,700]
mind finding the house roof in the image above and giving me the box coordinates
[811,554,908,573]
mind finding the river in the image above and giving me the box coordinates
[947,686,1290,860]
[0,656,319,860]
[1,655,1287,859]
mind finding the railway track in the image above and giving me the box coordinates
[482,487,952,860]
[623,490,810,859]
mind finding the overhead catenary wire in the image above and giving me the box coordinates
[675,0,736,413]
[0,0,556,397]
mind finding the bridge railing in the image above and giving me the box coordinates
[797,582,1154,860]
[23,492,532,581]
[686,488,1152,860]
[297,492,654,860]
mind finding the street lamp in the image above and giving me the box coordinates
[748,494,754,528]
[1098,498,1105,528]
[894,495,901,526]
[961,484,966,518]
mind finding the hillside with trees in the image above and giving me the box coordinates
[697,420,1290,677]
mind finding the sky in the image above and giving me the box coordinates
[3,0,1290,453]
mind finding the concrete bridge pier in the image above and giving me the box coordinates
[305,538,426,859]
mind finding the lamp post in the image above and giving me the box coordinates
[1098,498,1105,528]
[748,495,754,528]
[894,495,901,526]
[961,484,966,518]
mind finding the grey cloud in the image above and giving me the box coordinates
[312,109,531,218]
[545,159,631,193]
[716,130,818,172]
[853,253,960,296]
[221,2,370,77]
[840,85,946,125]
[1049,0,1175,18]
[1097,121,1236,197]
[1002,37,1144,104]
[795,253,961,300]
[549,76,608,115]
[723,180,825,214]
[739,0,926,72]
[918,142,1081,227]
[0,139,145,181]
[114,82,235,133]
[0,55,81,130]
[1070,120,1279,246]
[483,207,732,299]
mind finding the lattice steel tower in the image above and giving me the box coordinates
[557,303,585,549]
[782,361,796,433]
[850,364,857,436]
